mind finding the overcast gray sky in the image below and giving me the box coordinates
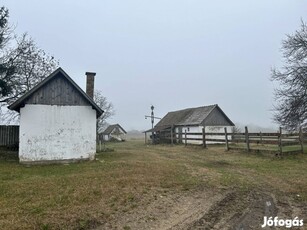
[2,0,307,130]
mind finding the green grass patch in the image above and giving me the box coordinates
[0,140,306,229]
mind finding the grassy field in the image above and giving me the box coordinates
[0,140,307,229]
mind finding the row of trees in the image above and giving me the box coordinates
[0,6,114,130]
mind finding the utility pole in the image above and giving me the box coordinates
[145,105,161,144]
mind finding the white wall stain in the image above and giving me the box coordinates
[19,105,96,162]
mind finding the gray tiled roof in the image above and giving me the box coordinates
[155,104,234,128]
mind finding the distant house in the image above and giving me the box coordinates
[100,124,127,141]
[8,68,103,163]
[149,104,234,144]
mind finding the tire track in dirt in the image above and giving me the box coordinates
[94,189,307,230]
[94,188,223,230]
[186,190,307,230]
[186,191,250,230]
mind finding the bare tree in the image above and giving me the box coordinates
[0,6,12,97]
[231,126,241,134]
[94,90,115,132]
[271,20,307,131]
[0,6,58,123]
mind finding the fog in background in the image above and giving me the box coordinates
[3,0,307,131]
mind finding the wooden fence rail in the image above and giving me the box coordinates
[157,126,306,155]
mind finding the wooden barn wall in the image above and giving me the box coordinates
[203,108,233,126]
[25,73,89,106]
[0,125,19,146]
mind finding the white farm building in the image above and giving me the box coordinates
[100,124,127,141]
[8,68,103,164]
[149,104,234,144]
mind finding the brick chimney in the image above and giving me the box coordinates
[85,72,96,99]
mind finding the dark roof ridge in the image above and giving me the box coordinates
[168,104,217,114]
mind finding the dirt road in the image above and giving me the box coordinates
[95,187,307,230]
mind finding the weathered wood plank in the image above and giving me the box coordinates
[0,125,19,146]
[202,132,231,136]
[299,127,304,153]
[167,137,203,141]
[24,73,89,106]
[278,127,282,155]
[184,130,187,146]
[245,126,250,152]
[281,133,300,137]
[231,139,279,145]
[224,127,229,151]
[202,138,226,142]
[202,127,206,148]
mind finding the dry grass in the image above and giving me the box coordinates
[0,140,306,229]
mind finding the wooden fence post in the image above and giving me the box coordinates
[299,126,304,154]
[178,127,182,144]
[278,127,282,156]
[224,127,229,151]
[185,130,187,146]
[202,127,206,148]
[171,125,174,146]
[99,140,102,152]
[260,132,263,145]
[245,126,250,152]
[145,132,147,144]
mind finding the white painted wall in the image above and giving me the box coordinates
[110,132,126,141]
[103,134,109,141]
[175,125,233,145]
[19,104,97,163]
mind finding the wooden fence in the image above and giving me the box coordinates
[157,126,307,155]
[0,125,19,147]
